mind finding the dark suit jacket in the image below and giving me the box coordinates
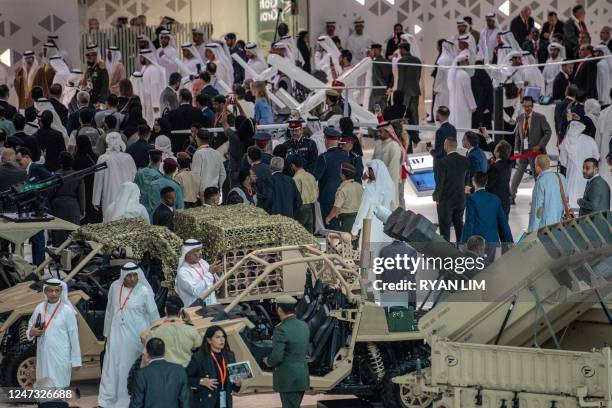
[0,100,17,120]
[28,162,53,181]
[578,175,611,216]
[432,122,457,161]
[552,71,570,101]
[186,351,238,408]
[542,21,564,37]
[572,60,598,100]
[13,131,41,162]
[126,139,154,169]
[152,204,174,231]
[260,172,302,218]
[24,105,37,123]
[200,85,219,101]
[0,163,27,211]
[129,358,189,408]
[486,159,512,215]
[167,104,207,153]
[510,15,534,45]
[432,152,471,208]
[461,189,513,243]
[396,54,422,98]
[66,107,96,136]
[50,97,68,127]
[563,19,587,59]
[513,111,552,153]
[467,147,488,180]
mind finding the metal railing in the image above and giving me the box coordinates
[80,22,213,74]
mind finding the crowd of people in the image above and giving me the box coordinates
[1,4,612,408]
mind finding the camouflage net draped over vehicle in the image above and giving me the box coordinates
[173,205,319,261]
[71,219,183,282]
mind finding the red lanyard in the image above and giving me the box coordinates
[43,301,62,331]
[211,352,227,386]
[119,285,135,311]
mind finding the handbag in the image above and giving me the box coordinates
[555,173,575,221]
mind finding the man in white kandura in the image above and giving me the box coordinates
[156,30,179,85]
[448,50,476,133]
[27,279,81,389]
[138,49,165,126]
[175,239,224,307]
[98,262,159,408]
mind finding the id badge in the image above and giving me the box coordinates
[523,137,529,150]
[219,391,227,408]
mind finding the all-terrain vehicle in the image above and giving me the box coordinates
[0,220,178,388]
[164,244,432,408]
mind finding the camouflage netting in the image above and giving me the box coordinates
[71,219,183,282]
[173,205,318,261]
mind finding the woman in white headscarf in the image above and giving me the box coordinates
[205,42,234,88]
[106,46,126,95]
[433,39,457,114]
[351,159,395,246]
[104,181,150,223]
[49,55,70,88]
[585,99,601,127]
[98,262,158,408]
[92,132,137,216]
[27,278,80,390]
[559,121,600,208]
[154,135,176,170]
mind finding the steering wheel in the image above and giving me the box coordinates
[87,275,108,297]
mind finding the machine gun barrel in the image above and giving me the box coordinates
[0,163,108,219]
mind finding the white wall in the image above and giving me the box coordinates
[0,0,81,69]
[84,0,248,38]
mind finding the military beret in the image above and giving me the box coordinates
[276,295,298,305]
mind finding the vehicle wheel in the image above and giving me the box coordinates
[381,366,433,408]
[0,342,37,388]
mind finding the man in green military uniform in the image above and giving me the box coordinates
[144,295,201,368]
[263,295,310,408]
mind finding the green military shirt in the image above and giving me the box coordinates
[333,180,363,214]
[267,315,310,392]
[134,165,163,216]
[145,318,201,368]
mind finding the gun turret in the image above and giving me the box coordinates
[0,163,107,222]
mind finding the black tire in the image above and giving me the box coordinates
[0,342,37,387]
[381,364,433,408]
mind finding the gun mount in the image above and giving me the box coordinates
[0,163,107,222]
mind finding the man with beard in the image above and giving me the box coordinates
[82,44,109,108]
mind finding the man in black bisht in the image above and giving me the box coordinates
[470,60,494,132]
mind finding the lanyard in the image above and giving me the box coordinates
[43,301,62,331]
[211,352,227,387]
[119,284,135,312]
